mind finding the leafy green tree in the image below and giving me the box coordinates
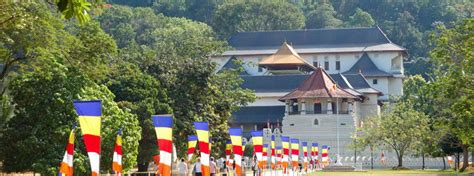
[98,5,255,171]
[212,0,305,38]
[0,94,14,130]
[106,62,171,171]
[344,8,375,27]
[244,143,254,157]
[381,11,426,58]
[305,3,342,29]
[359,102,430,168]
[0,60,141,174]
[428,19,474,172]
[79,83,141,174]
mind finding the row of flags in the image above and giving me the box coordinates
[59,100,331,176]
[59,100,122,176]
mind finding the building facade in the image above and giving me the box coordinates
[210,27,453,168]
[211,27,405,136]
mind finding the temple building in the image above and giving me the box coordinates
[210,27,405,137]
[210,27,454,168]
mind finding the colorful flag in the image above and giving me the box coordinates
[290,139,300,171]
[229,128,243,176]
[58,127,75,176]
[112,129,123,176]
[322,145,329,166]
[188,135,198,161]
[302,142,308,172]
[152,115,173,176]
[251,131,264,169]
[281,136,290,174]
[271,135,276,170]
[312,143,319,162]
[263,143,269,169]
[242,140,247,153]
[74,100,101,176]
[194,122,210,176]
[276,146,282,169]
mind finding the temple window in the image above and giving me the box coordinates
[313,119,319,125]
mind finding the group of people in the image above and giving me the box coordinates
[173,157,326,176]
[176,157,234,176]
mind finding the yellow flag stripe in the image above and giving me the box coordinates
[78,116,101,136]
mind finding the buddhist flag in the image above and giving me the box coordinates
[229,128,243,176]
[152,115,173,176]
[112,129,123,176]
[263,143,269,169]
[58,126,75,176]
[281,136,290,174]
[74,100,101,176]
[251,131,263,169]
[302,142,308,172]
[225,140,232,166]
[290,139,299,171]
[188,135,198,161]
[194,122,210,176]
[270,135,276,170]
[242,140,247,153]
[276,146,282,168]
[322,145,329,166]
[312,143,319,162]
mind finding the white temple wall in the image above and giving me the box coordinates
[388,77,403,97]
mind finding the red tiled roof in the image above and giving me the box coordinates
[279,68,359,101]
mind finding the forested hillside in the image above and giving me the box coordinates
[108,0,473,76]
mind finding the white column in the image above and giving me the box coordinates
[301,100,306,115]
[285,100,290,115]
[327,99,333,114]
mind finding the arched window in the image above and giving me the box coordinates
[314,119,319,125]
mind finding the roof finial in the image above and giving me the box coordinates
[358,69,362,74]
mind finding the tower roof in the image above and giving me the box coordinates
[343,53,392,77]
[279,67,359,101]
[258,42,316,69]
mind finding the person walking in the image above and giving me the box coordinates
[177,158,188,176]
[193,158,202,176]
[210,157,218,176]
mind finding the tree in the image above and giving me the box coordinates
[0,61,141,174]
[428,19,474,172]
[98,6,256,171]
[402,75,444,170]
[305,3,343,29]
[212,1,305,38]
[106,62,171,171]
[345,8,375,27]
[359,102,430,168]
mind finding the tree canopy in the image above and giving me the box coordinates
[212,0,305,38]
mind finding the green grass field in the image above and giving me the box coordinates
[308,169,474,176]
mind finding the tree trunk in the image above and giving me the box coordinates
[370,146,374,169]
[455,152,460,171]
[442,156,446,170]
[422,153,425,170]
[398,155,403,168]
[460,146,469,172]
